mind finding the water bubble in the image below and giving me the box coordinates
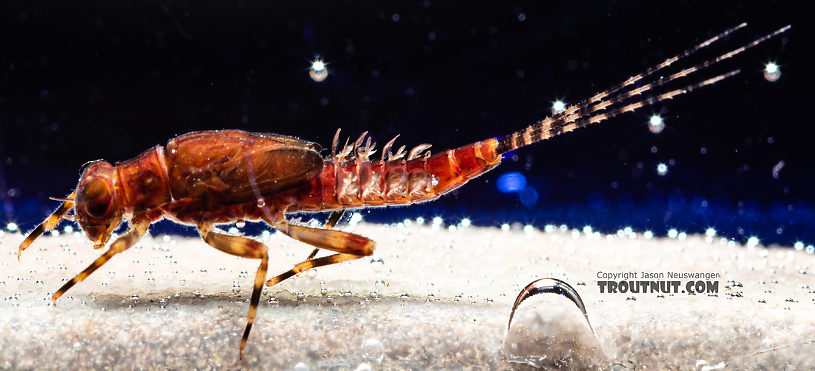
[505,278,606,368]
[236,220,246,228]
[309,59,328,82]
[794,242,804,251]
[349,213,363,225]
[370,257,385,272]
[431,216,443,227]
[361,338,385,363]
[656,163,668,176]
[6,223,18,232]
[648,114,665,134]
[459,218,471,228]
[232,281,241,294]
[354,363,372,371]
[764,62,781,82]
[63,225,74,234]
[667,229,679,239]
[552,100,566,114]
[706,228,717,238]
[256,199,266,208]
[293,362,309,371]
[415,217,425,225]
[73,342,81,352]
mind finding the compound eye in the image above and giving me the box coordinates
[81,178,113,218]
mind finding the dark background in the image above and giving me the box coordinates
[1,1,811,246]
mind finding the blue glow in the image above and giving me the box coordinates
[496,172,527,193]
[519,186,538,207]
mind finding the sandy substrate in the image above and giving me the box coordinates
[1,221,814,369]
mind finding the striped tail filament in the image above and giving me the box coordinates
[285,23,789,213]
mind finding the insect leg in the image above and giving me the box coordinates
[53,214,150,302]
[265,218,375,287]
[197,223,268,360]
[266,253,365,287]
[304,210,345,261]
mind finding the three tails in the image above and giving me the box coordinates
[495,23,791,155]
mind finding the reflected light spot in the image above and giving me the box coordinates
[310,59,328,82]
[656,163,668,176]
[667,229,678,239]
[764,62,780,82]
[648,114,665,134]
[552,100,566,113]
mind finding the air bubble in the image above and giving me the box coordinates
[370,257,385,272]
[432,216,443,227]
[505,278,606,368]
[648,114,665,134]
[236,220,245,228]
[293,362,309,371]
[657,163,668,176]
[361,338,385,363]
[309,59,328,82]
[764,62,781,82]
[257,199,266,208]
[551,100,566,114]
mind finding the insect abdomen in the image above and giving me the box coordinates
[284,138,501,213]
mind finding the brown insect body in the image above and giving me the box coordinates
[81,130,499,229]
[16,23,789,359]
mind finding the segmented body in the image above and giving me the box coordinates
[115,130,500,226]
